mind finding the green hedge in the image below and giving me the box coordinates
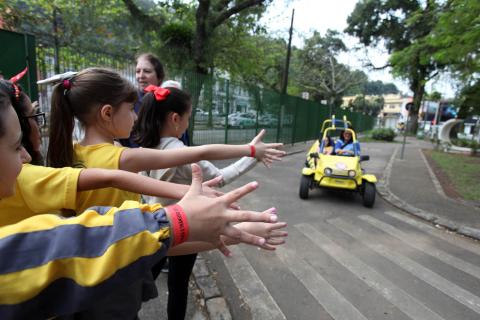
[370,128,396,141]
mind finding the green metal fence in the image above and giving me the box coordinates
[0,29,38,100]
[33,43,375,146]
[165,70,376,145]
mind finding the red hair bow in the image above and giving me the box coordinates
[10,67,28,84]
[144,85,170,101]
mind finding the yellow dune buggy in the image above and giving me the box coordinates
[299,116,377,207]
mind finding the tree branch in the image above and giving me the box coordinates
[122,0,163,30]
[212,0,265,29]
[426,71,439,82]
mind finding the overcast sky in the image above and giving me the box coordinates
[261,0,455,97]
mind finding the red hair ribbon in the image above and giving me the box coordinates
[10,67,28,84]
[144,85,170,101]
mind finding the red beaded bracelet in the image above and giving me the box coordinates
[167,204,189,246]
[249,144,256,158]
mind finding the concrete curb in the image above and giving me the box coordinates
[192,254,232,320]
[377,145,480,241]
[191,142,311,319]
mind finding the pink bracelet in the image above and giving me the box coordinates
[249,144,256,158]
[167,204,189,246]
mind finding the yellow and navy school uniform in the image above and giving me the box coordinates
[0,164,81,227]
[74,143,140,213]
[0,201,171,319]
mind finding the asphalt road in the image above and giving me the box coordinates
[199,143,480,320]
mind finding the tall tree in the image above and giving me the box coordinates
[3,0,140,56]
[123,0,271,75]
[428,0,480,81]
[427,0,480,118]
[346,0,443,132]
[297,30,365,115]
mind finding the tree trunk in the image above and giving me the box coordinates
[194,0,210,76]
[409,64,427,134]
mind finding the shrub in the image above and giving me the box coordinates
[452,138,480,149]
[370,128,396,141]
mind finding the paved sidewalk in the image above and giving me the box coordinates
[376,136,480,240]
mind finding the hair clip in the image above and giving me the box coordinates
[37,71,77,85]
[161,80,182,90]
[144,85,170,101]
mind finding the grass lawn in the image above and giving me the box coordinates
[430,151,480,201]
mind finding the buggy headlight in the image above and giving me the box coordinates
[324,168,333,176]
[348,170,356,177]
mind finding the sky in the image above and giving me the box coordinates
[260,0,456,98]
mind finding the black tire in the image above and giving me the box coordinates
[299,175,311,199]
[362,181,376,208]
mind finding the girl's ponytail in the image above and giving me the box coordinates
[47,83,75,167]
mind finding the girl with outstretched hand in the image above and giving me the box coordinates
[135,84,287,319]
[0,93,282,319]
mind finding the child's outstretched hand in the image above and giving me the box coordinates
[169,164,278,255]
[202,175,241,210]
[229,219,288,250]
[249,129,286,167]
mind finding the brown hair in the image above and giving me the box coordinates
[47,68,137,167]
[0,80,43,164]
[134,87,191,148]
[0,90,11,138]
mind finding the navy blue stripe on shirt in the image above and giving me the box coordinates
[0,249,167,319]
[0,207,168,274]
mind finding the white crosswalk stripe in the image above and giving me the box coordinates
[359,214,480,280]
[384,211,480,255]
[330,217,480,315]
[276,245,368,320]
[221,245,286,320]
[296,223,445,320]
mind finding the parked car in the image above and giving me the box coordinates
[259,113,278,127]
[221,112,256,128]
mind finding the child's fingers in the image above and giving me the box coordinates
[203,175,223,188]
[228,202,241,210]
[265,237,286,246]
[258,243,277,251]
[225,209,278,224]
[269,229,288,238]
[265,153,284,161]
[223,224,267,247]
[268,221,288,232]
[266,148,286,156]
[264,142,284,150]
[221,181,258,205]
[217,240,232,257]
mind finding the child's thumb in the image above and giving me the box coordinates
[187,163,203,196]
[250,128,265,144]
